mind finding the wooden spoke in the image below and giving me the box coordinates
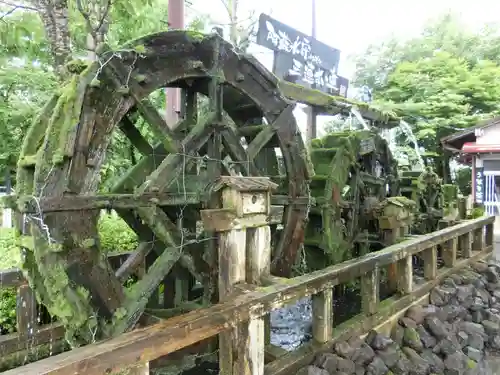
[136,112,217,194]
[220,126,258,175]
[118,115,154,155]
[246,106,294,160]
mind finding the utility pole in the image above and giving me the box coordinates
[306,0,317,145]
[166,0,185,127]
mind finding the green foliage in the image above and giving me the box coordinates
[0,288,16,334]
[0,228,21,269]
[98,213,138,253]
[454,167,472,196]
[353,13,500,181]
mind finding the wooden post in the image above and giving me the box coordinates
[442,237,457,267]
[312,288,333,343]
[16,283,37,337]
[459,232,473,259]
[396,256,412,295]
[473,227,484,252]
[361,267,379,315]
[201,177,277,375]
[458,197,467,220]
[422,246,437,280]
[486,222,494,246]
[247,225,271,348]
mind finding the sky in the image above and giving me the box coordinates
[188,0,500,135]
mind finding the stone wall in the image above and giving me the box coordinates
[296,260,500,375]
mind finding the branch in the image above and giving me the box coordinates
[75,0,111,36]
[0,0,37,10]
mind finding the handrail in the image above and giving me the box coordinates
[5,215,494,375]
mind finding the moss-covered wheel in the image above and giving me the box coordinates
[14,31,311,345]
[304,130,399,270]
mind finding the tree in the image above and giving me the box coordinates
[352,13,500,92]
[352,13,500,182]
[0,0,208,186]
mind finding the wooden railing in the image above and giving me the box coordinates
[4,180,495,375]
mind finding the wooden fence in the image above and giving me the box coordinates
[3,177,495,375]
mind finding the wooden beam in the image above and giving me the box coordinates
[13,192,202,213]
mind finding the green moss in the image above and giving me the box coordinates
[467,359,477,369]
[186,30,206,42]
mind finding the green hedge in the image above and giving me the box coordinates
[0,213,138,334]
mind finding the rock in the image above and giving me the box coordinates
[481,320,500,335]
[464,346,482,362]
[457,331,469,348]
[467,333,485,351]
[471,310,485,323]
[459,321,486,337]
[377,344,401,368]
[443,352,469,375]
[295,366,329,375]
[403,328,423,352]
[417,325,437,348]
[420,349,445,374]
[334,341,354,359]
[391,325,405,347]
[366,331,393,351]
[438,305,467,322]
[425,316,449,339]
[399,317,417,329]
[365,356,388,375]
[474,287,491,304]
[471,262,489,274]
[484,267,500,283]
[456,285,475,303]
[405,306,428,325]
[435,337,461,356]
[489,334,500,350]
[401,347,429,375]
[315,353,356,374]
[351,343,375,366]
[429,286,456,307]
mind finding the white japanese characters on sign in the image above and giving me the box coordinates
[287,58,339,92]
[265,21,322,66]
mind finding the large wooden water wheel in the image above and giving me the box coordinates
[13,31,311,345]
[304,130,399,270]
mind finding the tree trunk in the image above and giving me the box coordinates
[30,0,71,78]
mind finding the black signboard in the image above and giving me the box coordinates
[256,13,341,73]
[273,52,349,96]
[475,167,484,203]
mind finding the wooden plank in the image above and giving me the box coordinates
[6,217,493,375]
[0,252,132,288]
[396,256,412,295]
[360,267,379,315]
[201,205,283,232]
[422,246,437,280]
[473,226,484,251]
[0,322,64,357]
[16,284,36,336]
[15,192,202,213]
[442,237,458,267]
[486,222,494,246]
[312,288,333,343]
